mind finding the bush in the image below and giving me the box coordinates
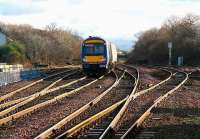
[0,23,82,66]
[128,14,200,66]
[0,41,26,63]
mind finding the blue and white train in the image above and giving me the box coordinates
[81,36,117,75]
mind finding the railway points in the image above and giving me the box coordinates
[0,65,199,139]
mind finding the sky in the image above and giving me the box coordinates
[0,0,200,51]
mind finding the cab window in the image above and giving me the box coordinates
[83,44,106,55]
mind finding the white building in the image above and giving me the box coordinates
[0,32,7,47]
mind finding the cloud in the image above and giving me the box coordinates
[169,0,200,3]
[0,0,43,16]
[0,0,200,50]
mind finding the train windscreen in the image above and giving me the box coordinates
[83,44,105,56]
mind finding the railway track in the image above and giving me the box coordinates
[0,68,75,103]
[0,70,83,118]
[0,68,67,95]
[48,66,139,139]
[34,68,126,139]
[55,66,182,139]
[136,71,200,139]
[0,65,197,139]
[96,65,170,139]
[119,70,189,139]
[0,71,85,111]
[56,98,128,139]
[0,69,77,111]
[0,70,116,138]
[0,72,98,124]
[98,66,139,139]
[1,70,80,102]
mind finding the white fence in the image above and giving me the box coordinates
[0,69,42,86]
[0,64,23,72]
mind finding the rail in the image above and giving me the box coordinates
[35,70,125,139]
[99,65,139,139]
[133,68,172,98]
[56,97,128,139]
[0,70,79,117]
[0,73,105,125]
[121,71,189,139]
[0,69,72,102]
[0,71,85,110]
[60,65,173,139]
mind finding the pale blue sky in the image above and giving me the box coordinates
[0,0,200,50]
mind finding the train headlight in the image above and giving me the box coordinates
[83,58,87,62]
[100,58,106,62]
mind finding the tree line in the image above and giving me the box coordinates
[0,23,82,67]
[128,14,200,66]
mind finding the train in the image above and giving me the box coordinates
[81,36,117,75]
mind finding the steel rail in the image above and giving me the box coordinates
[189,70,200,78]
[56,97,128,139]
[0,97,28,110]
[133,68,173,99]
[99,65,139,139]
[35,70,125,139]
[56,66,139,139]
[0,68,72,102]
[0,73,105,126]
[121,71,189,139]
[0,78,87,111]
[0,71,85,110]
[99,65,172,139]
[0,70,79,116]
[59,67,137,139]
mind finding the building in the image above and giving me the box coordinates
[0,31,7,47]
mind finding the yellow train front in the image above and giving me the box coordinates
[81,36,117,75]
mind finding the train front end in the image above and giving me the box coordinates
[81,37,108,75]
